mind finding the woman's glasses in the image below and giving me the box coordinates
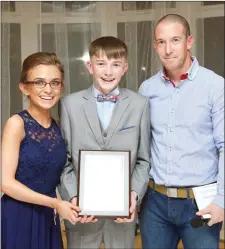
[24,80,63,90]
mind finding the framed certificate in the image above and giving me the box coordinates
[77,150,131,218]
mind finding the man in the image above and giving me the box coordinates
[58,36,150,248]
[139,14,224,249]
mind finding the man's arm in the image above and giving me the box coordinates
[57,99,77,201]
[131,98,151,202]
[197,75,224,225]
[211,76,224,208]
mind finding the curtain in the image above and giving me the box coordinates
[1,3,11,133]
[1,1,224,124]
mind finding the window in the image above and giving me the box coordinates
[121,1,176,11]
[65,2,96,13]
[40,23,101,93]
[41,1,96,13]
[67,23,100,92]
[203,16,224,77]
[202,1,224,6]
[118,21,152,88]
[1,1,16,12]
[1,23,22,129]
[40,22,101,119]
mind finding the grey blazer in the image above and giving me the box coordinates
[58,86,150,229]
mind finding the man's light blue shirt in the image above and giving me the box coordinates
[93,85,119,131]
[139,57,224,208]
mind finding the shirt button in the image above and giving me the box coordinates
[170,109,174,113]
[169,128,173,132]
[103,132,107,137]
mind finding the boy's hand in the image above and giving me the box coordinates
[71,197,98,223]
[114,191,137,223]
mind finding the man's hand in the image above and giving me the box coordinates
[71,197,98,224]
[196,203,224,226]
[114,191,137,223]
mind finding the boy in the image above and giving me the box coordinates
[58,36,150,249]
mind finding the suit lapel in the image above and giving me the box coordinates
[105,89,130,147]
[82,87,104,148]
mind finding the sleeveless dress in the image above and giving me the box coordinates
[1,109,67,249]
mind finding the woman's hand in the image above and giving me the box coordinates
[71,197,98,223]
[55,199,81,224]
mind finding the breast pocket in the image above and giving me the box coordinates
[117,126,136,134]
[114,126,138,150]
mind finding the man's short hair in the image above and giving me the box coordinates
[89,36,128,60]
[155,14,191,38]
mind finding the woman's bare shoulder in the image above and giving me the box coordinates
[2,114,25,140]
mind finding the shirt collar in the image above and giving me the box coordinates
[92,85,120,98]
[160,56,199,83]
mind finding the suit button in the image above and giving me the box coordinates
[103,132,107,137]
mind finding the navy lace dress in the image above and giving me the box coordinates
[1,110,67,249]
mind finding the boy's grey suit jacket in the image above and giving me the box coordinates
[58,86,150,231]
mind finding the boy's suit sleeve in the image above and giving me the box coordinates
[131,98,150,202]
[57,99,77,201]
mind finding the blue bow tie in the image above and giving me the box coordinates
[96,94,118,103]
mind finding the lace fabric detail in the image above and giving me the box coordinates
[23,111,59,152]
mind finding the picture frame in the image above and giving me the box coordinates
[77,150,131,218]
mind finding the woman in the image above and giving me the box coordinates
[1,52,80,249]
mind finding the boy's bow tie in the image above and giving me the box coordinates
[96,94,118,103]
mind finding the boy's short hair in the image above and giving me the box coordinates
[89,36,128,60]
